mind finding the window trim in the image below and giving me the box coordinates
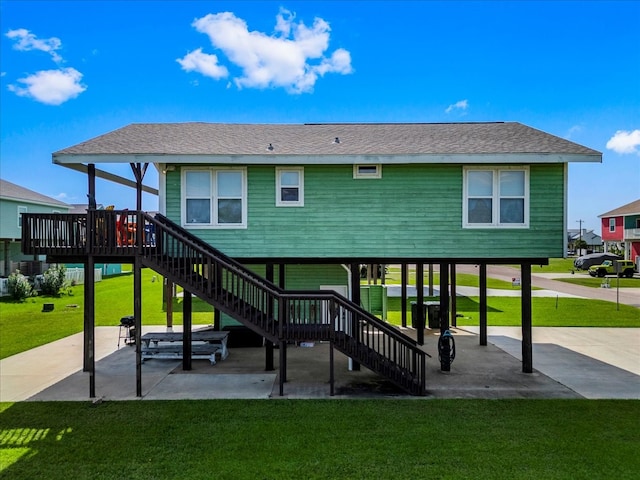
[463,166,529,228]
[609,218,616,232]
[276,167,304,207]
[181,167,247,229]
[353,164,382,179]
[17,206,27,228]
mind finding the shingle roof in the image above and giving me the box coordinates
[54,122,601,157]
[599,199,640,218]
[0,179,70,208]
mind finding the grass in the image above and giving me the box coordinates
[383,296,640,327]
[555,276,640,288]
[537,257,579,273]
[378,267,529,290]
[0,399,638,479]
[0,269,214,360]
[2,261,638,359]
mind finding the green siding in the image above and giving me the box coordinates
[625,215,640,229]
[1,199,70,272]
[1,199,70,239]
[165,163,566,259]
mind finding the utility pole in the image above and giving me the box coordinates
[577,219,583,255]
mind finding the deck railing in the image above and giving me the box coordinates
[22,211,427,395]
[22,210,156,257]
[145,213,426,394]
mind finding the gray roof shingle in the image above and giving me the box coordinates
[599,199,640,218]
[54,122,602,157]
[0,179,70,207]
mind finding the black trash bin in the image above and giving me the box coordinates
[410,302,426,329]
[425,301,441,329]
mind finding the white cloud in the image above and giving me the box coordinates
[5,28,63,63]
[8,68,86,105]
[176,48,229,79]
[179,9,353,93]
[445,99,468,114]
[606,130,640,155]
[565,125,582,139]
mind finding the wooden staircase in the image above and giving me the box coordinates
[141,214,427,395]
[20,210,427,395]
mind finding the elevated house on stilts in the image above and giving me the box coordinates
[21,122,601,397]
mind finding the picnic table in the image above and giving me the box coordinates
[141,330,229,365]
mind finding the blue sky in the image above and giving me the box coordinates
[1,0,638,233]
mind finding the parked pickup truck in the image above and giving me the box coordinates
[588,260,637,278]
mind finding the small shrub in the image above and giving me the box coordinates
[7,270,34,302]
[41,264,68,296]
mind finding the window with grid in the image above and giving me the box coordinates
[183,168,246,228]
[463,167,529,228]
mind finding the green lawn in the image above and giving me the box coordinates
[556,276,640,288]
[537,257,579,273]
[1,399,638,479]
[2,264,639,360]
[381,266,525,289]
[0,269,213,360]
[384,296,640,327]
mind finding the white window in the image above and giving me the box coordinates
[182,168,246,228]
[353,164,382,179]
[463,167,529,228]
[609,218,616,232]
[276,167,304,206]
[17,206,27,228]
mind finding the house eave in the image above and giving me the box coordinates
[52,152,602,166]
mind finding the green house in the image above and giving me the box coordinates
[53,121,600,288]
[25,122,601,397]
[0,179,71,277]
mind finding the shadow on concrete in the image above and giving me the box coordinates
[29,331,582,401]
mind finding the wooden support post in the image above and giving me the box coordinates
[439,262,451,372]
[130,162,148,212]
[213,308,221,331]
[279,340,286,396]
[329,341,335,396]
[3,239,9,276]
[165,279,173,330]
[521,263,533,373]
[450,264,457,327]
[439,263,450,334]
[428,264,434,297]
[84,256,95,398]
[401,264,408,328]
[265,264,275,371]
[479,263,488,346]
[87,164,96,210]
[350,263,361,371]
[416,263,424,345]
[183,290,192,371]
[134,256,143,397]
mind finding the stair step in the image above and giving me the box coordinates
[145,216,427,395]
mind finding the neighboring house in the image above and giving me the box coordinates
[0,179,71,277]
[567,229,603,255]
[23,122,602,397]
[599,199,640,265]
